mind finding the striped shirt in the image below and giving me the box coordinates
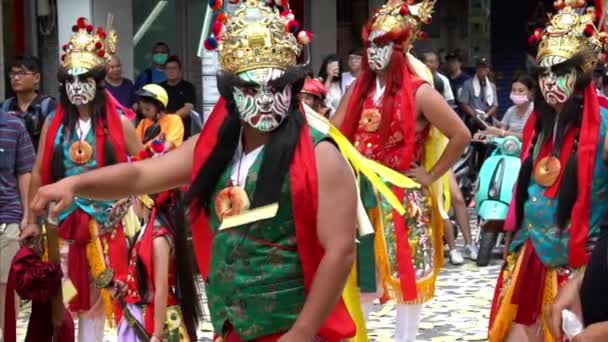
[0,110,35,223]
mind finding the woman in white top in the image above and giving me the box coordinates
[479,73,535,139]
[318,54,344,116]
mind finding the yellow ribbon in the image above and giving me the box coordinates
[304,107,419,215]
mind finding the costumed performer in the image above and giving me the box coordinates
[488,1,608,341]
[332,0,471,341]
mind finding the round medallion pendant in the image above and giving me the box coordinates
[534,156,562,187]
[214,186,251,219]
[69,140,93,165]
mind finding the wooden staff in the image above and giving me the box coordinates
[45,202,64,340]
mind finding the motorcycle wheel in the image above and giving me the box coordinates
[477,231,498,267]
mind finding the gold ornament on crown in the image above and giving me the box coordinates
[370,0,436,49]
[62,17,118,73]
[536,0,607,71]
[218,0,302,74]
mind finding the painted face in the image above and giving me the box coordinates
[233,68,292,132]
[367,31,394,72]
[66,76,97,106]
[538,57,577,105]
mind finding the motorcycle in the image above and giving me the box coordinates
[474,134,522,266]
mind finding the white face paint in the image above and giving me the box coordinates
[66,76,97,106]
[233,68,292,132]
[538,56,577,106]
[367,30,394,72]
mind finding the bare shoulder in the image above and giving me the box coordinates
[120,115,135,128]
[314,141,355,189]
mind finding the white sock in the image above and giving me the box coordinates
[395,304,423,342]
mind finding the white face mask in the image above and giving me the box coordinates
[367,31,394,72]
[538,56,577,106]
[233,68,292,133]
[66,76,97,106]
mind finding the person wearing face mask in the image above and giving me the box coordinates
[488,3,608,341]
[22,2,400,341]
[478,74,535,139]
[134,42,170,90]
[14,18,144,342]
[332,0,471,341]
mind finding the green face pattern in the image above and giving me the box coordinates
[539,57,577,105]
[233,68,292,132]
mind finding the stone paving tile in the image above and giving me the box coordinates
[14,260,500,342]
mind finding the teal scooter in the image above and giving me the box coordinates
[474,135,522,266]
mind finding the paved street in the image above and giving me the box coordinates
[15,212,502,341]
[14,262,500,342]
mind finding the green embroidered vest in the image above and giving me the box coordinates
[206,127,328,339]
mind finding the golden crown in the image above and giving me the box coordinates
[534,1,607,71]
[215,0,304,74]
[61,17,118,74]
[370,0,436,49]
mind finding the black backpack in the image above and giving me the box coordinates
[2,96,54,148]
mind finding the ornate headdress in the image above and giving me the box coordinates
[530,0,608,71]
[203,0,313,74]
[367,0,436,49]
[61,17,118,75]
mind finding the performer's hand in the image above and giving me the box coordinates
[31,177,77,219]
[110,280,128,298]
[546,271,584,339]
[277,328,313,342]
[573,322,608,342]
[19,223,41,242]
[405,163,435,187]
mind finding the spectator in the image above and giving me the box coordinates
[342,47,363,92]
[318,54,343,115]
[479,73,535,139]
[105,56,136,108]
[446,51,471,107]
[422,51,455,107]
[135,84,184,152]
[459,57,499,126]
[0,109,35,332]
[299,78,331,118]
[160,56,197,139]
[134,42,170,89]
[2,56,57,150]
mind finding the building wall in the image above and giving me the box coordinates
[309,0,338,75]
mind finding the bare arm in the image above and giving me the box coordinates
[25,119,49,226]
[152,236,171,339]
[175,103,194,119]
[121,116,145,155]
[486,105,498,118]
[18,172,31,225]
[417,84,471,181]
[31,135,198,218]
[330,85,354,128]
[287,142,357,339]
[460,102,476,117]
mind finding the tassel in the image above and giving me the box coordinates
[400,4,410,15]
[212,21,224,36]
[216,12,228,23]
[285,19,299,33]
[297,30,313,45]
[204,36,219,50]
[281,10,295,20]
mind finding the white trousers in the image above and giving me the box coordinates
[60,245,106,342]
[361,291,423,342]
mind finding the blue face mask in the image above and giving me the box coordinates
[152,53,169,65]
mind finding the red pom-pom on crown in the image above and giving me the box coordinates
[204,36,219,50]
[95,41,103,50]
[151,140,165,154]
[285,19,299,34]
[297,31,313,45]
[400,4,410,15]
[583,24,595,38]
[96,49,105,57]
[72,25,79,33]
[77,17,87,28]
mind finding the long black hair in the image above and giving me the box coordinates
[185,66,308,212]
[135,191,202,340]
[515,54,590,231]
[52,66,117,181]
[318,54,343,88]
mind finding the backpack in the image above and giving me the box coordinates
[2,96,54,147]
[189,110,203,136]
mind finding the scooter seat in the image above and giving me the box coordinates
[478,200,509,221]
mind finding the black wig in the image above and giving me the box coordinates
[516,54,590,231]
[52,66,118,181]
[135,191,202,340]
[185,65,308,212]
